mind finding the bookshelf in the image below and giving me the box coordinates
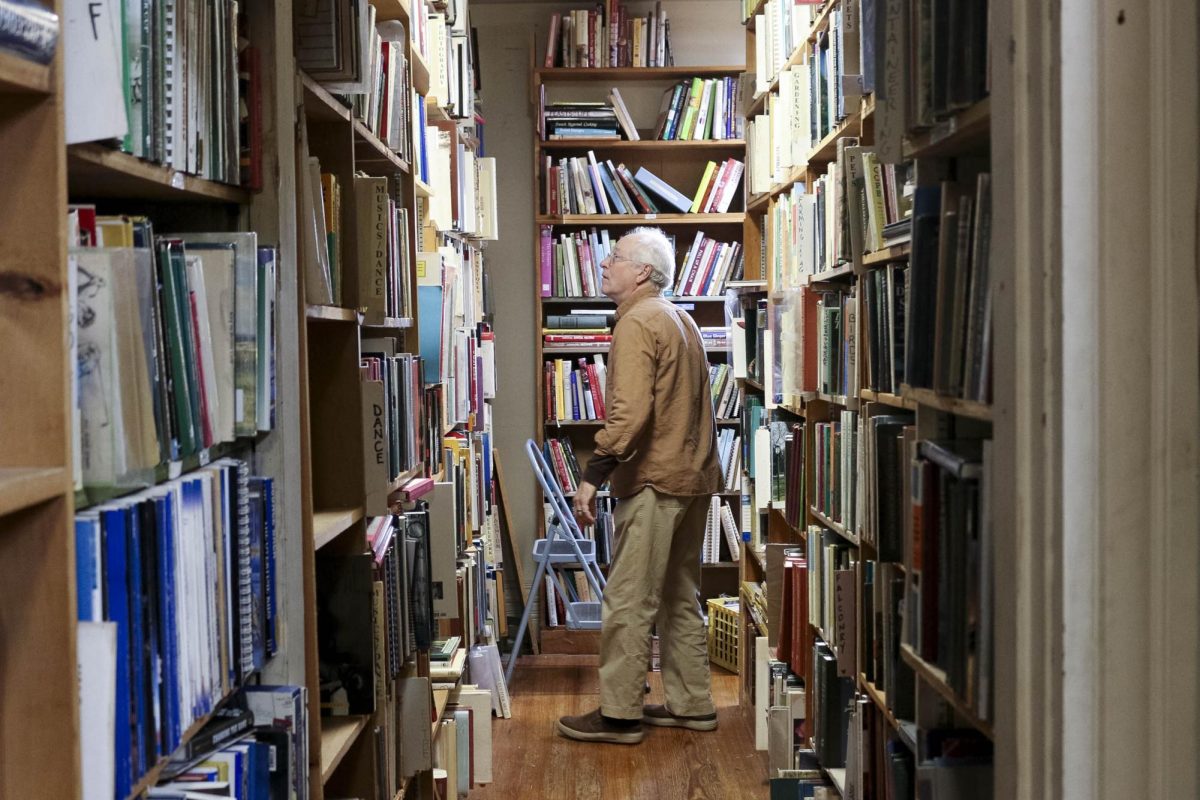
[0,0,500,797]
[531,40,748,646]
[739,0,999,796]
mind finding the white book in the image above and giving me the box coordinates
[78,621,117,800]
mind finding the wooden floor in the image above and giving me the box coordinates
[470,655,768,799]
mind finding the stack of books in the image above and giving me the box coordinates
[653,77,743,141]
[543,101,621,140]
[543,1,674,68]
[544,356,609,422]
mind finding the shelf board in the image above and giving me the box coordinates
[539,138,746,152]
[807,109,863,164]
[537,213,744,226]
[740,376,764,392]
[746,165,808,214]
[314,507,365,550]
[816,392,851,406]
[369,0,411,23]
[824,767,847,796]
[903,386,992,421]
[702,561,740,569]
[0,467,66,517]
[860,388,916,411]
[415,177,434,197]
[862,242,912,266]
[810,263,855,283]
[353,118,411,174]
[320,715,371,783]
[388,465,425,494]
[432,687,452,738]
[67,144,250,203]
[904,96,992,159]
[743,0,769,28]
[748,545,767,572]
[726,280,768,294]
[362,316,414,330]
[411,48,432,96]
[536,66,745,83]
[899,643,994,739]
[125,702,231,800]
[776,402,805,417]
[425,99,453,123]
[545,419,606,427]
[0,51,51,94]
[859,673,918,750]
[809,506,857,545]
[306,304,362,323]
[300,71,352,122]
[541,295,727,304]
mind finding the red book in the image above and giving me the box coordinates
[582,360,606,418]
[544,361,556,422]
[544,13,561,67]
[705,158,735,213]
[188,292,214,448]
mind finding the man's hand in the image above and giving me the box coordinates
[573,481,598,526]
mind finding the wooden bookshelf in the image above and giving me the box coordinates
[903,96,992,160]
[900,643,994,739]
[301,71,352,122]
[0,51,51,94]
[903,386,992,421]
[362,316,415,330]
[535,66,745,83]
[0,467,67,517]
[810,263,856,284]
[353,119,412,173]
[809,506,856,545]
[306,304,363,323]
[860,388,916,411]
[536,213,745,225]
[862,242,912,266]
[410,48,432,95]
[320,715,371,783]
[67,143,251,202]
[313,507,366,549]
[539,138,746,152]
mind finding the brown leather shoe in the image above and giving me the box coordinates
[556,708,644,744]
[641,704,718,731]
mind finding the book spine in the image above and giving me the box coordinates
[540,226,553,296]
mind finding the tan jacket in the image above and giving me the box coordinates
[583,283,722,498]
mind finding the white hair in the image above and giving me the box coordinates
[623,227,676,290]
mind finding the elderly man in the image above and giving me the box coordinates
[556,227,722,745]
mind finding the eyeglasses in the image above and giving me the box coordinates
[602,251,642,268]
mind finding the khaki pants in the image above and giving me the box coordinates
[599,487,716,720]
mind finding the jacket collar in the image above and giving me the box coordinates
[614,282,661,322]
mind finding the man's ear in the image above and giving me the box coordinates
[637,262,654,284]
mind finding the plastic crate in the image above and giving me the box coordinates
[706,595,740,673]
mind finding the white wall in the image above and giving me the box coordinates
[472,0,743,618]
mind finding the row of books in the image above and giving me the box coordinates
[75,460,278,799]
[807,526,855,670]
[709,363,745,420]
[688,158,746,214]
[361,352,426,506]
[702,497,743,564]
[857,409,915,564]
[674,231,745,297]
[148,685,308,800]
[774,421,807,530]
[544,356,609,423]
[65,0,246,186]
[352,20,417,161]
[759,1,864,141]
[750,0,822,91]
[717,428,743,493]
[904,173,993,403]
[317,504,436,717]
[543,2,673,68]
[305,168,415,319]
[539,225,614,297]
[543,152,726,216]
[69,212,277,491]
[417,128,499,239]
[813,411,859,531]
[862,263,908,396]
[544,437,585,493]
[651,77,743,141]
[907,438,993,720]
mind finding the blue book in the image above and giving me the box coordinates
[154,493,180,751]
[417,285,444,384]
[633,167,692,214]
[126,505,147,778]
[74,517,99,621]
[248,476,267,673]
[102,506,133,799]
[596,162,628,214]
[570,370,579,419]
[262,477,277,657]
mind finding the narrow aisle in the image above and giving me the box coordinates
[474,655,768,800]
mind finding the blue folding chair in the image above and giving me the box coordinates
[504,439,607,686]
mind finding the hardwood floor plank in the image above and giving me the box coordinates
[472,658,768,799]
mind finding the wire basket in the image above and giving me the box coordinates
[706,595,740,673]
